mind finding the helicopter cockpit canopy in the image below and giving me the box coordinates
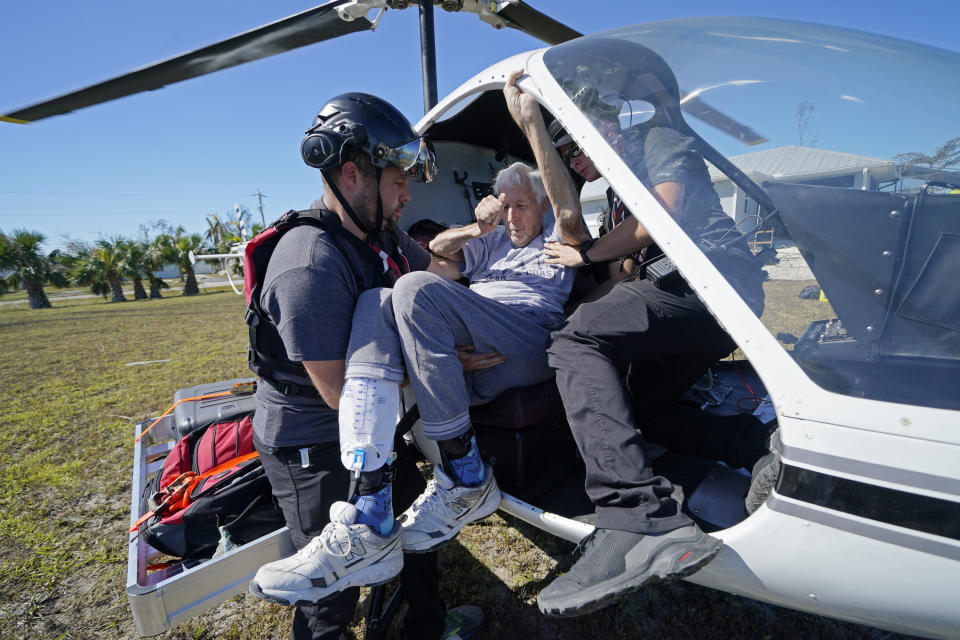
[540,18,960,412]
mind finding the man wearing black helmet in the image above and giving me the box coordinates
[503,58,769,619]
[250,153,574,612]
[245,93,481,640]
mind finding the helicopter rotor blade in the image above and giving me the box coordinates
[1,0,374,124]
[680,93,768,146]
[493,0,582,45]
[3,0,767,145]
[482,2,766,145]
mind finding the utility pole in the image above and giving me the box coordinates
[250,189,268,227]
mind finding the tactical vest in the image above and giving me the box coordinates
[243,208,410,398]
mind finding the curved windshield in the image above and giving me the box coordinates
[544,18,960,411]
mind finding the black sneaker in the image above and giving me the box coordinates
[745,429,781,515]
[537,523,722,617]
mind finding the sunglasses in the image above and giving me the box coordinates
[557,141,583,163]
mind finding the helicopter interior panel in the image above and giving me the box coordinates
[405,90,586,235]
[767,181,960,410]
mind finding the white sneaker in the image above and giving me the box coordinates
[248,501,403,606]
[399,465,501,553]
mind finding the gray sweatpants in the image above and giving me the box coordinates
[345,271,559,441]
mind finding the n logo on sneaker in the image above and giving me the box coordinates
[450,497,471,518]
[335,537,368,566]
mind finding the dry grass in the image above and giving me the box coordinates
[758,279,835,349]
[0,288,914,640]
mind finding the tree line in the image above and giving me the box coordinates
[0,211,258,309]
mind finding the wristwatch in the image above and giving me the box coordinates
[578,238,596,265]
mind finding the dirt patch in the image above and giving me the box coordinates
[763,245,815,280]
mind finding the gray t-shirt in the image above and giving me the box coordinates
[624,125,763,309]
[253,214,430,448]
[461,221,573,329]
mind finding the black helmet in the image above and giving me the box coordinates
[548,118,573,148]
[301,92,436,183]
[544,38,681,129]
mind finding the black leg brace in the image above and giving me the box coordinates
[437,428,476,478]
[348,463,395,502]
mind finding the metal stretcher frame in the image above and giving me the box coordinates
[125,415,296,637]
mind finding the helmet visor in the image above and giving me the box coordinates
[378,137,437,183]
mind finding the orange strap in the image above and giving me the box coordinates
[129,450,260,533]
[129,472,196,532]
[173,450,260,511]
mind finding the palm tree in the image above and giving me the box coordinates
[120,239,150,300]
[157,229,206,296]
[65,244,110,299]
[145,236,171,299]
[204,214,227,250]
[0,229,68,309]
[95,237,128,302]
[68,237,128,302]
[205,212,245,252]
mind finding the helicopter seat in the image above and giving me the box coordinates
[468,377,575,498]
[463,269,605,496]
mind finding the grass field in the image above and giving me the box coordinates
[0,287,911,640]
[0,277,238,306]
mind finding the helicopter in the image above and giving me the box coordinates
[4,3,960,639]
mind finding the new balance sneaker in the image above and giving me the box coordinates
[398,465,501,553]
[745,428,782,515]
[441,605,484,640]
[248,501,403,606]
[537,523,722,617]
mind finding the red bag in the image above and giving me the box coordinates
[136,414,284,560]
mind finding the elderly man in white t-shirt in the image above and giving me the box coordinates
[251,161,574,605]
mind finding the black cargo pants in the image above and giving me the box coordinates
[548,276,750,535]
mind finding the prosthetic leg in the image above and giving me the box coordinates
[247,377,406,605]
[339,376,402,535]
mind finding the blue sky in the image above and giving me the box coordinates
[1,1,958,251]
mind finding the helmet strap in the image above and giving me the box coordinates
[374,166,384,238]
[322,169,373,241]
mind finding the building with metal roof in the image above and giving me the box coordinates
[581,145,901,231]
[708,146,900,226]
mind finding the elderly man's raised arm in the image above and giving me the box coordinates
[503,69,589,245]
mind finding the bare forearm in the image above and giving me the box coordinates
[302,359,345,409]
[429,224,482,260]
[588,216,652,263]
[585,182,685,263]
[503,69,587,244]
[520,114,588,244]
[427,256,464,281]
